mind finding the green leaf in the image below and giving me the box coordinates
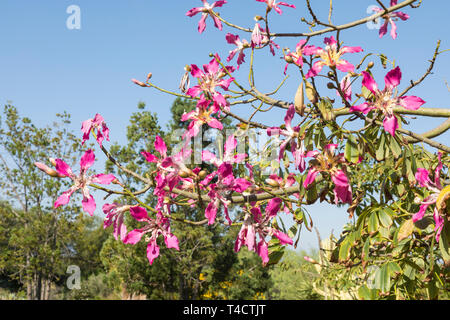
[338,238,351,262]
[438,221,450,263]
[378,209,393,228]
[376,133,386,161]
[345,134,360,164]
[397,219,414,242]
[389,136,402,158]
[374,264,391,293]
[368,211,379,234]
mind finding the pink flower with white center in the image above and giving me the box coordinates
[202,135,246,167]
[372,0,409,39]
[181,103,224,139]
[338,74,352,101]
[303,144,353,205]
[226,33,251,69]
[349,66,426,136]
[142,136,192,194]
[203,163,252,225]
[251,23,263,48]
[103,203,132,241]
[186,0,227,34]
[255,0,296,15]
[54,149,117,216]
[235,198,293,265]
[81,114,110,148]
[259,25,280,56]
[304,36,363,78]
[186,54,234,112]
[266,104,307,171]
[283,39,316,74]
[412,153,447,242]
[123,206,179,265]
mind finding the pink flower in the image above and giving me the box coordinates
[181,102,224,139]
[81,114,110,148]
[251,23,263,48]
[283,39,315,74]
[338,74,352,101]
[412,153,446,242]
[255,0,296,15]
[103,203,131,241]
[142,136,192,194]
[186,0,227,34]
[202,135,246,167]
[225,33,250,68]
[303,144,353,204]
[235,198,293,265]
[186,54,235,112]
[304,36,363,78]
[372,1,409,39]
[266,104,307,171]
[123,206,179,265]
[54,149,117,215]
[202,163,251,225]
[349,66,425,136]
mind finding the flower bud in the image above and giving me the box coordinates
[131,79,147,87]
[34,162,64,178]
[179,168,193,178]
[254,15,264,21]
[327,82,335,89]
[284,55,294,64]
[265,178,280,187]
[198,170,207,180]
[367,61,374,69]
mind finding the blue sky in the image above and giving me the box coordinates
[0,0,449,250]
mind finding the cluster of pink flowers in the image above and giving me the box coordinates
[413,153,447,242]
[35,1,434,266]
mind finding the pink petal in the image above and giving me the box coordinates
[164,234,180,250]
[257,240,269,265]
[383,115,398,137]
[266,197,282,218]
[129,206,149,222]
[415,168,431,188]
[379,20,389,38]
[233,178,252,192]
[123,229,145,245]
[384,66,402,90]
[361,71,378,95]
[198,13,208,33]
[274,230,293,245]
[154,136,167,156]
[147,239,160,265]
[340,46,363,54]
[412,203,429,222]
[305,61,325,78]
[349,103,372,114]
[55,190,72,208]
[80,149,95,172]
[336,59,355,73]
[331,170,349,187]
[399,96,425,110]
[55,159,73,177]
[82,195,96,216]
[284,104,295,130]
[205,201,217,225]
[303,168,318,188]
[208,118,223,130]
[91,173,116,185]
[141,151,158,163]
